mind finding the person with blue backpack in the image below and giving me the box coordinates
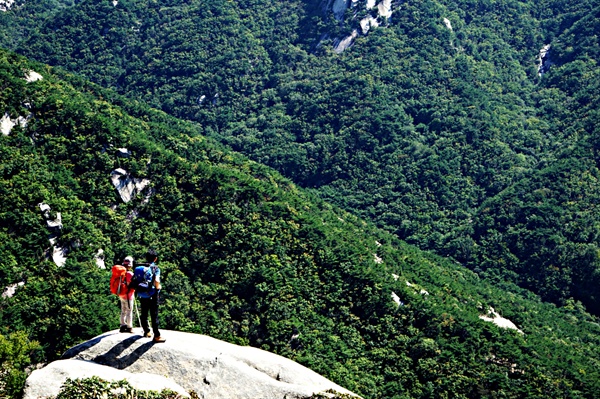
[130,249,166,343]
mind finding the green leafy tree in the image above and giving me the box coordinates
[0,331,41,399]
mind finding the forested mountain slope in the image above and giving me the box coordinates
[2,49,600,398]
[2,0,599,315]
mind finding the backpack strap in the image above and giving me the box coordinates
[117,275,123,296]
[149,263,157,290]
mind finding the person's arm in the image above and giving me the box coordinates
[154,268,161,290]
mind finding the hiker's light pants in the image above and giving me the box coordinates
[119,296,134,328]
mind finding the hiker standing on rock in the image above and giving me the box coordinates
[110,256,135,333]
[132,249,165,343]
[119,256,135,332]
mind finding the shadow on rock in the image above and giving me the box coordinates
[93,335,156,369]
[61,332,118,360]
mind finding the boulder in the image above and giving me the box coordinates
[23,359,189,399]
[24,330,360,399]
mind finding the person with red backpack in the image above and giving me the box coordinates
[110,256,135,333]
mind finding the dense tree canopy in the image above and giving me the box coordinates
[2,0,600,316]
[1,49,600,398]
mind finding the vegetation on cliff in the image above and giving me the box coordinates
[2,0,600,315]
[1,50,600,398]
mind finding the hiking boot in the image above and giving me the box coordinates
[119,325,127,333]
[125,327,133,333]
[143,331,152,338]
[153,336,166,343]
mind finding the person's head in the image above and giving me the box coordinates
[123,256,134,269]
[145,249,158,264]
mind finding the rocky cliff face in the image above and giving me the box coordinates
[331,0,395,53]
[24,330,360,399]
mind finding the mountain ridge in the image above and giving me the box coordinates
[3,0,600,314]
[1,43,600,398]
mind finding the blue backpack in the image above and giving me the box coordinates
[129,264,156,296]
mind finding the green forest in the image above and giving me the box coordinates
[1,0,600,397]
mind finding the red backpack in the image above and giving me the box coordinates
[110,265,128,295]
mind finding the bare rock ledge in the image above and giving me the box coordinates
[24,329,360,399]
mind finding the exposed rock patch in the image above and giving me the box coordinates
[117,147,131,157]
[1,112,15,135]
[24,359,189,399]
[377,0,392,19]
[0,0,15,12]
[391,291,403,307]
[95,249,106,269]
[2,281,25,298]
[359,15,379,34]
[110,168,151,203]
[24,70,43,83]
[479,307,524,334]
[1,112,29,135]
[331,0,394,53]
[39,202,68,267]
[443,17,453,31]
[334,30,358,53]
[49,237,68,267]
[537,44,553,76]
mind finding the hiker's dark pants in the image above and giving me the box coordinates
[140,292,160,337]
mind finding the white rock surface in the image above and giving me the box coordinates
[479,307,523,334]
[46,212,62,229]
[1,112,15,135]
[443,17,453,31]
[331,0,394,53]
[360,15,379,34]
[2,281,25,298]
[377,0,392,19]
[95,249,106,269]
[1,112,30,135]
[23,359,189,399]
[52,246,68,267]
[537,44,553,76]
[24,70,43,83]
[110,168,151,203]
[334,30,358,54]
[117,148,131,157]
[0,0,14,12]
[38,203,51,214]
[24,330,360,399]
[49,238,67,267]
[39,203,68,266]
[391,291,403,307]
[16,114,30,128]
